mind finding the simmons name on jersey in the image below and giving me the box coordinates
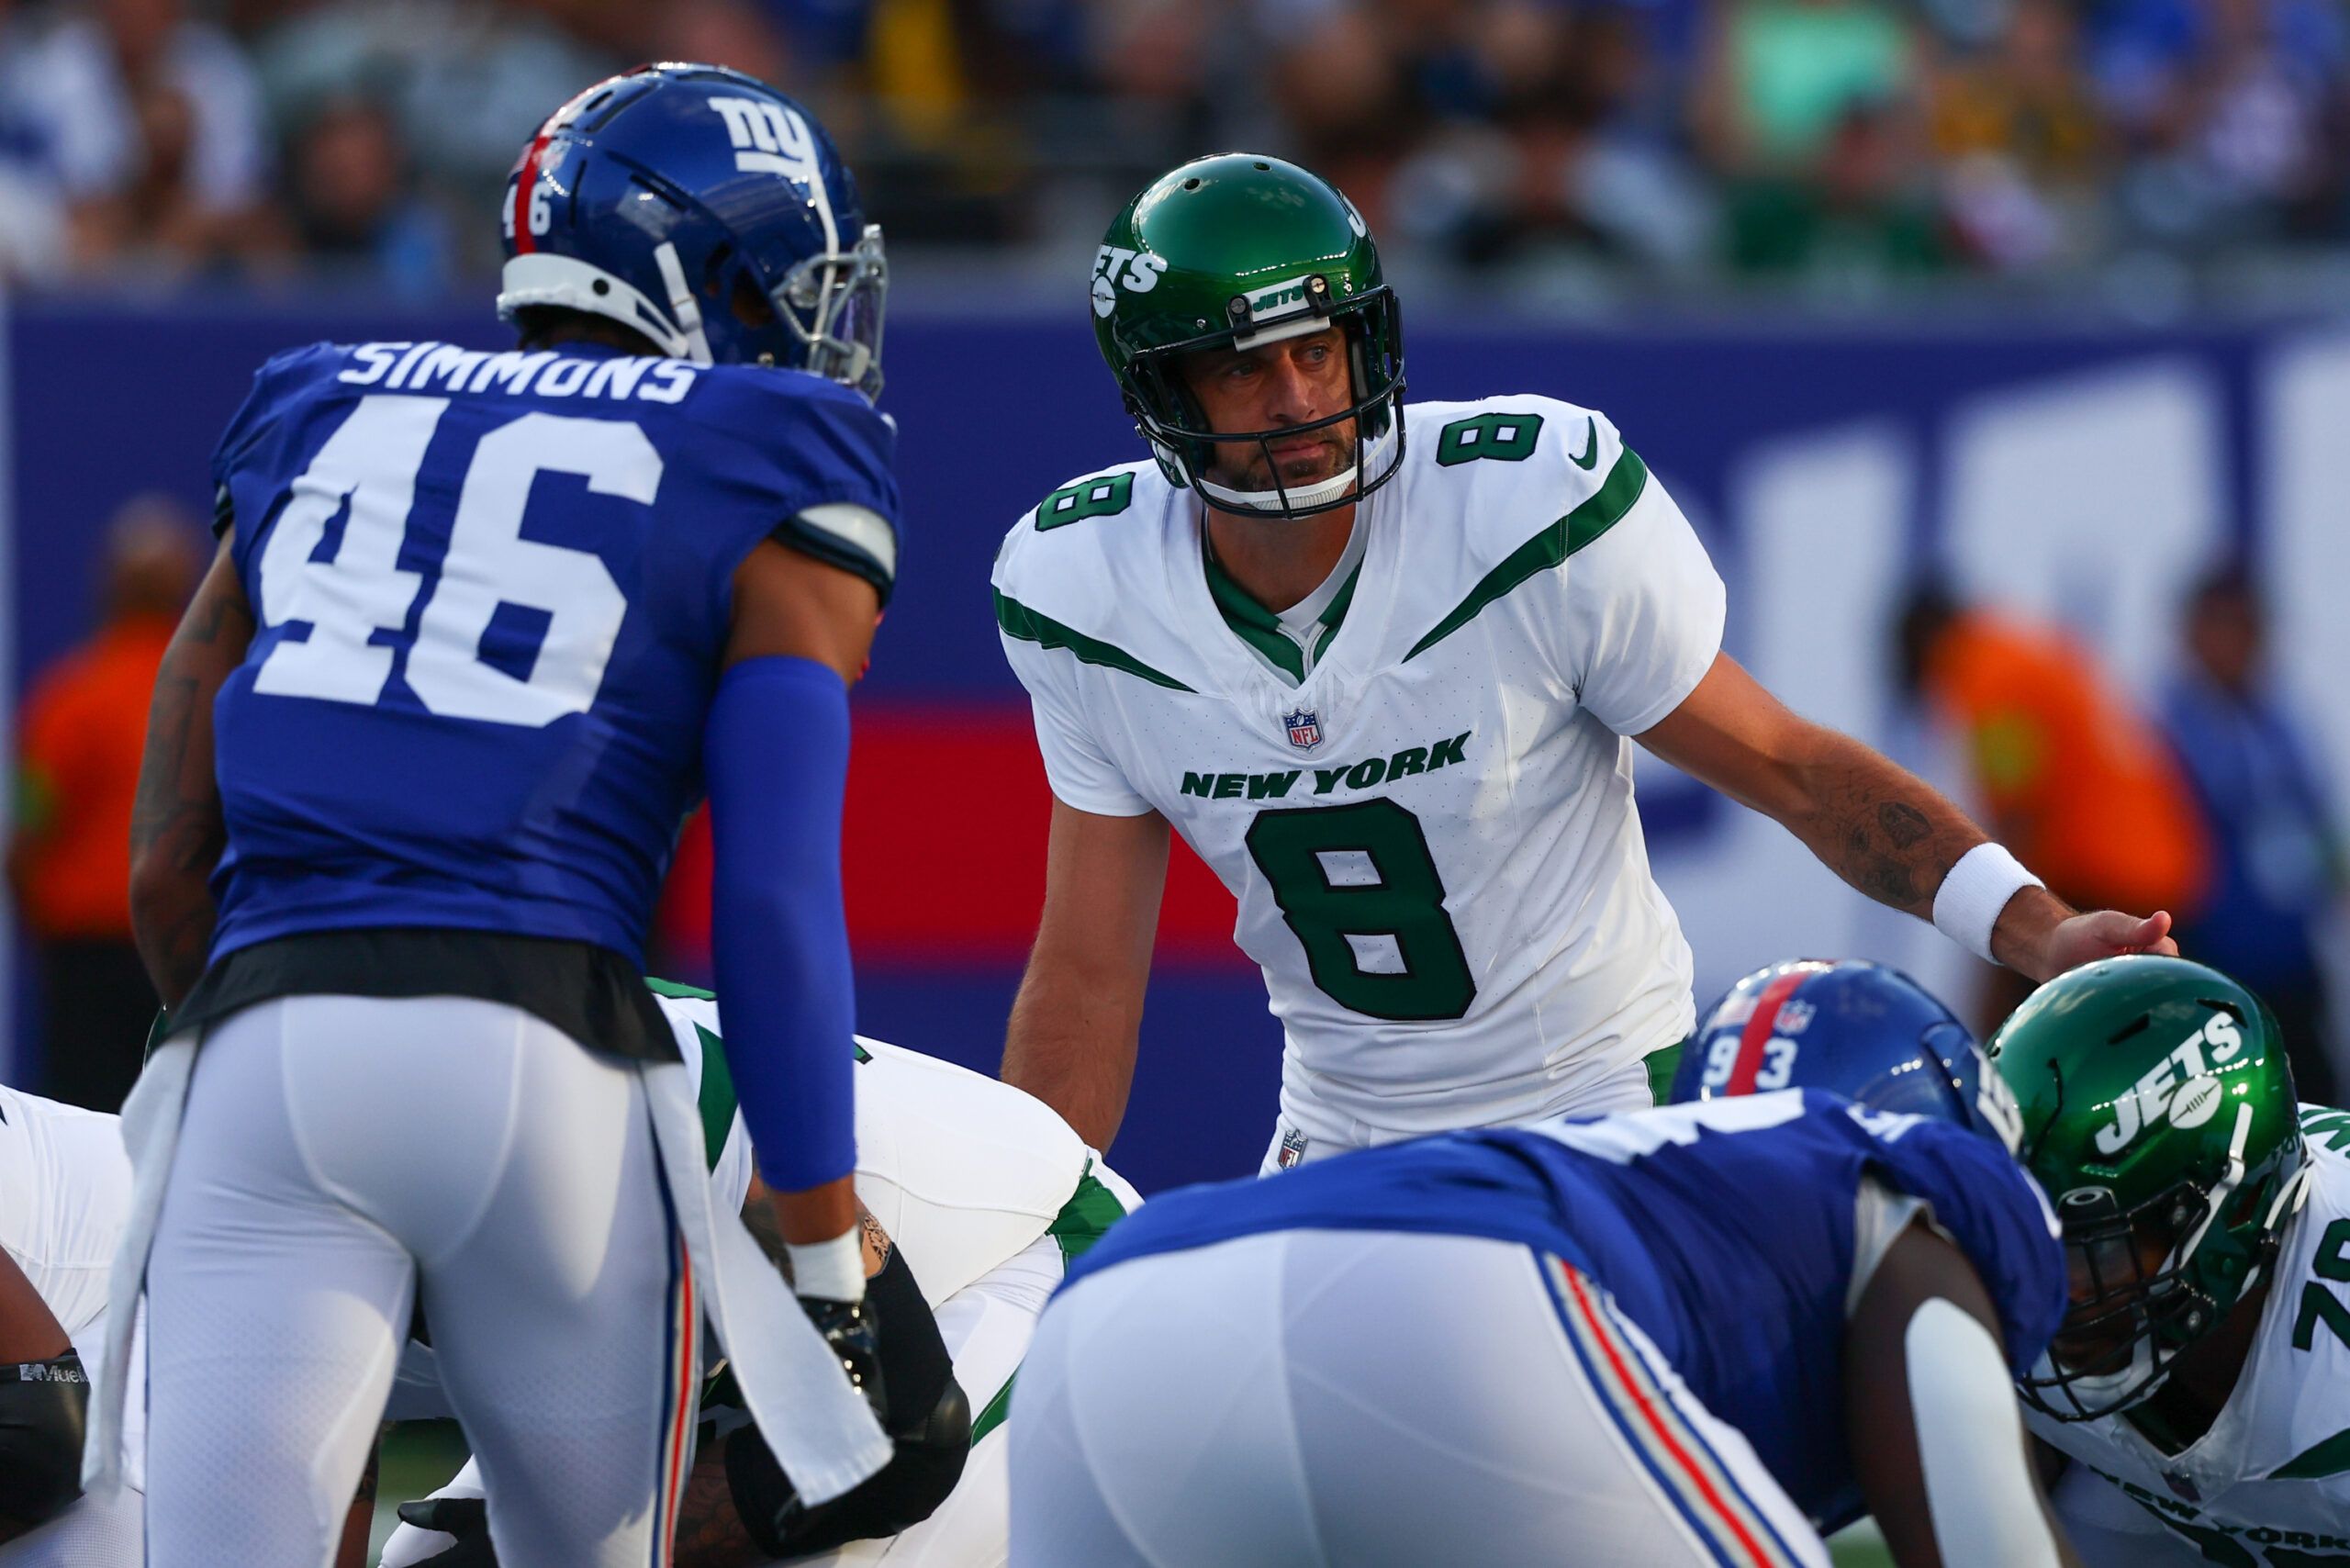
[994,394,1722,1146]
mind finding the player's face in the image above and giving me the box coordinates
[2048,1218,2175,1371]
[1178,326,1359,495]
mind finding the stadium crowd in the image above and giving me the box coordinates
[0,0,2344,298]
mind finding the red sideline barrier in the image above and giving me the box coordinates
[655,702,1247,969]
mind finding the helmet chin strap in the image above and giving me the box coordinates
[1192,427,1393,517]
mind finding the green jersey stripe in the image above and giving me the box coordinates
[995,589,1195,692]
[1404,445,1651,662]
[970,1164,1135,1446]
[2272,1428,2350,1480]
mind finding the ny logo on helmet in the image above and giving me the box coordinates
[709,96,822,185]
[2093,1010,2244,1155]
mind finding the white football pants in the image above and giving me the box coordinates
[142,995,697,1568]
[1010,1228,1829,1568]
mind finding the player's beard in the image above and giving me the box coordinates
[1203,420,1358,500]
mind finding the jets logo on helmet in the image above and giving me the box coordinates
[1990,956,2314,1421]
[495,63,888,395]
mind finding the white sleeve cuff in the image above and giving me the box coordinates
[1932,843,2043,966]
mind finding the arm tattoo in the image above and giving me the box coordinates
[1808,751,1984,917]
[861,1209,893,1269]
[675,1448,764,1568]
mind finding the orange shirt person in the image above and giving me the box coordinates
[1897,587,2209,1021]
[6,499,199,1109]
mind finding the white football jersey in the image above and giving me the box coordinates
[0,1082,131,1344]
[2029,1106,2350,1565]
[657,991,1129,1305]
[993,397,1725,1143]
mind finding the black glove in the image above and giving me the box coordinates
[394,1496,498,1568]
[733,1248,969,1559]
[801,1293,889,1424]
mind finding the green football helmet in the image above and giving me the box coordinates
[1091,153,1405,520]
[1990,955,2312,1421]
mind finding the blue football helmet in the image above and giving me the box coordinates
[1671,958,2024,1152]
[496,62,886,396]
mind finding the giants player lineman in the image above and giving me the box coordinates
[994,152,2178,1167]
[106,65,902,1567]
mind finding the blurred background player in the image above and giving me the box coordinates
[1990,956,2350,1567]
[106,63,901,1568]
[1895,580,2210,1033]
[1010,1013,2076,1566]
[2161,565,2347,1106]
[6,495,199,1114]
[996,151,2176,1171]
[383,985,1138,1568]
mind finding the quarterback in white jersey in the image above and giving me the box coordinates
[383,985,1137,1568]
[1992,958,2350,1568]
[997,151,2179,1168]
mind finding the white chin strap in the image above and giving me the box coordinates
[1192,426,1393,516]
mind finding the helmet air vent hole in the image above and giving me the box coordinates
[1183,177,1201,190]
[1253,161,1270,170]
[592,278,610,296]
[2109,1016,2153,1045]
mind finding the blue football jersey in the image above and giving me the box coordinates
[206,339,899,964]
[1064,1091,2067,1531]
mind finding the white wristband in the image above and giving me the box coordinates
[786,1226,867,1304]
[1932,843,2042,966]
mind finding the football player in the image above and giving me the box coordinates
[1009,1028,2080,1564]
[993,153,2175,1170]
[1989,956,2350,1567]
[0,1079,135,1564]
[383,983,1139,1568]
[109,64,902,1568]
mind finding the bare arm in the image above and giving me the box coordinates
[129,534,252,1006]
[1002,800,1170,1149]
[1845,1220,2081,1568]
[1639,653,2176,982]
[721,540,880,1249]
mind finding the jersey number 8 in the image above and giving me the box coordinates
[252,395,655,728]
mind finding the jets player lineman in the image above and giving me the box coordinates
[1011,985,2082,1566]
[108,66,903,1567]
[993,152,2177,1168]
[1989,957,2350,1568]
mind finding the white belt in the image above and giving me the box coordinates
[84,1032,890,1507]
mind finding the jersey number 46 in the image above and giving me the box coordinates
[252,395,656,728]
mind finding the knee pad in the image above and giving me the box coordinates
[0,1350,89,1528]
[728,1248,972,1557]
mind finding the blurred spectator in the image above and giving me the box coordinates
[283,95,450,297]
[6,497,201,1112]
[2,0,282,274]
[2161,565,2344,1104]
[1929,0,2107,268]
[252,0,621,270]
[1896,582,2210,1030]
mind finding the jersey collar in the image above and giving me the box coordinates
[1201,521,1367,688]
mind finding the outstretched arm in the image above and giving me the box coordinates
[1001,799,1170,1149]
[1639,654,2176,981]
[129,533,252,1005]
[1844,1219,2081,1568]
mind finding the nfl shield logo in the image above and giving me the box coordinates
[1277,1128,1311,1169]
[1283,709,1324,751]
